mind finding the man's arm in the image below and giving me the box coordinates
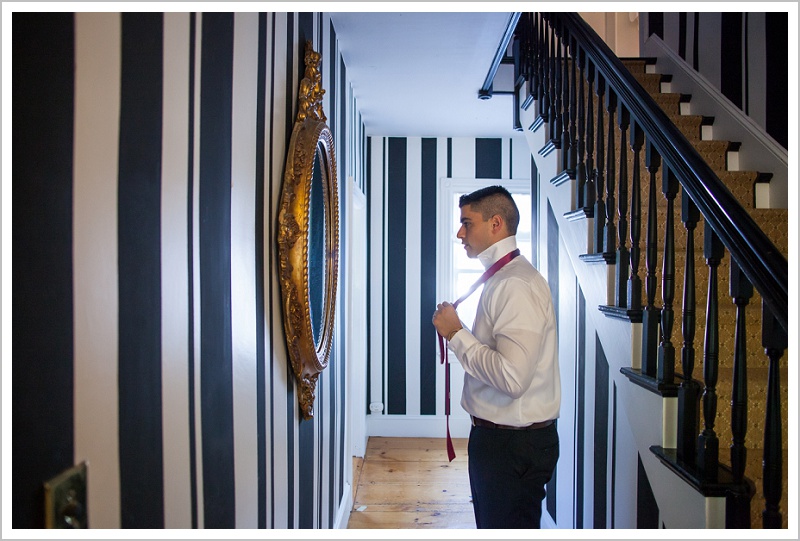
[449,279,547,398]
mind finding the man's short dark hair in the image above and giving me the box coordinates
[459,185,520,235]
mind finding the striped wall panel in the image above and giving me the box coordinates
[118,13,166,528]
[11,11,359,529]
[636,454,659,528]
[73,13,122,528]
[366,136,533,434]
[198,13,236,529]
[545,200,560,522]
[575,287,587,528]
[593,334,610,529]
[161,12,193,529]
[12,11,78,530]
[643,11,788,149]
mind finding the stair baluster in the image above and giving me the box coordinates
[727,259,754,527]
[539,15,549,124]
[615,105,630,308]
[593,73,606,254]
[519,14,532,99]
[730,260,751,482]
[583,63,596,216]
[603,89,617,257]
[559,24,570,172]
[575,46,587,210]
[761,306,785,528]
[548,20,558,144]
[512,35,523,131]
[640,143,661,378]
[657,167,677,384]
[677,193,700,464]
[567,35,578,177]
[627,121,643,310]
[528,14,539,102]
[697,224,723,481]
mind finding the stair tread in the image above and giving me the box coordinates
[621,59,651,74]
[671,115,704,142]
[748,209,789,254]
[652,93,682,115]
[631,72,663,93]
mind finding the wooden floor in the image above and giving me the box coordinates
[347,437,476,529]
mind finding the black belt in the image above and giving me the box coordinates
[472,416,554,431]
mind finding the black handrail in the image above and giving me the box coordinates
[553,12,787,332]
[478,12,521,100]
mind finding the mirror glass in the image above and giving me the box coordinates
[308,142,327,346]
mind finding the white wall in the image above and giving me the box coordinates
[12,10,362,529]
[580,12,641,57]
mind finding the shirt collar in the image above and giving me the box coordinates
[477,236,518,271]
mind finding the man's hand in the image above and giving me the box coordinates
[432,302,462,340]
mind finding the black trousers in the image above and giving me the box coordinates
[467,422,559,529]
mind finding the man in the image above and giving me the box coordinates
[432,185,560,529]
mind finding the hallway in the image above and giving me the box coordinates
[348,437,475,529]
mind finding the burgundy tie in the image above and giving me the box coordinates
[438,248,520,461]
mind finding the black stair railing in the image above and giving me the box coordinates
[553,12,786,328]
[515,12,788,529]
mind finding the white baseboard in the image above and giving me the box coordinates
[366,414,472,438]
[333,481,352,529]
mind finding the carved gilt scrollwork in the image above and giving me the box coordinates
[277,41,340,421]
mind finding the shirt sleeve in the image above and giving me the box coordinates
[449,277,547,399]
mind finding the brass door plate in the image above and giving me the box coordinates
[43,461,87,528]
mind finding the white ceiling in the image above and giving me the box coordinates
[329,11,521,138]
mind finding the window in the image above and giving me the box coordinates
[437,178,532,330]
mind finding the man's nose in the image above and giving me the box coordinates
[456,226,465,239]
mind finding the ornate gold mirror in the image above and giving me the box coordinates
[277,41,340,420]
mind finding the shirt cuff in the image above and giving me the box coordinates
[447,321,473,353]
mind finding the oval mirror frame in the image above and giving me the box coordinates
[277,41,340,421]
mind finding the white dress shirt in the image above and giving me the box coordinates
[448,235,561,426]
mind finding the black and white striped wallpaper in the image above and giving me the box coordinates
[365,135,535,435]
[12,11,363,529]
[642,12,788,149]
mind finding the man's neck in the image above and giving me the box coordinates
[477,236,518,270]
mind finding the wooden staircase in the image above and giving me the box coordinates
[512,12,788,529]
[621,57,789,529]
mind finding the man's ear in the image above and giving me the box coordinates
[490,214,504,234]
